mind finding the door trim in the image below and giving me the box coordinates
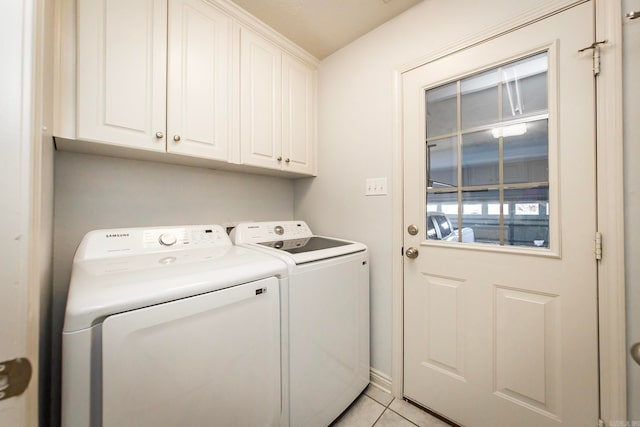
[594,0,627,423]
[391,0,626,423]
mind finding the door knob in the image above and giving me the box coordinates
[173,135,181,142]
[631,342,640,366]
[155,131,164,139]
[405,247,419,259]
[407,224,419,235]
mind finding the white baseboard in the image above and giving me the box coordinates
[369,368,392,394]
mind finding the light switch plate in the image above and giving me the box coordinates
[366,177,388,196]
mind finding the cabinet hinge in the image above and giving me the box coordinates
[595,232,603,261]
[578,40,607,76]
[597,418,605,427]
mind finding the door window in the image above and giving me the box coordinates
[425,52,550,248]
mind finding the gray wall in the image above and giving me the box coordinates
[51,151,295,425]
[624,0,640,420]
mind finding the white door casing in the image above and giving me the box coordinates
[402,3,598,426]
[1,0,43,425]
[623,0,640,420]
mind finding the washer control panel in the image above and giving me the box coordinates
[77,225,231,260]
[231,221,313,244]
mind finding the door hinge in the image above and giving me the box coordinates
[578,40,608,76]
[595,231,603,261]
[597,418,605,427]
[0,358,32,401]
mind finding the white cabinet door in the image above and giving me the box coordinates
[76,0,167,151]
[167,0,231,160]
[240,28,283,170]
[282,53,316,176]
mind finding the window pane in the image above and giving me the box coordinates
[461,130,499,186]
[461,69,499,130]
[461,189,499,244]
[504,187,549,248]
[502,52,548,120]
[504,119,549,184]
[426,191,457,241]
[423,52,552,250]
[427,137,458,188]
[426,82,457,138]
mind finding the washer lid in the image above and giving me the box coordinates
[284,238,366,264]
[257,236,350,252]
[257,236,366,264]
[63,226,287,333]
[231,221,367,264]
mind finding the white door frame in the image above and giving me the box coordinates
[0,0,50,425]
[390,0,627,424]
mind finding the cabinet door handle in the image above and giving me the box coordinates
[173,135,181,142]
[277,156,282,161]
[285,158,290,163]
[155,131,164,139]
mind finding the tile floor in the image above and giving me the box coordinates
[330,384,452,427]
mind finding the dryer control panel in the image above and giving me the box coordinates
[76,225,231,260]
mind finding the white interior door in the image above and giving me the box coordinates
[402,3,599,426]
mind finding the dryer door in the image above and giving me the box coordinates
[101,277,281,427]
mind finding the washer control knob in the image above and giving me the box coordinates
[159,233,177,246]
[274,225,284,235]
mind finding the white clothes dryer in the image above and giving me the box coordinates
[231,221,370,427]
[61,225,288,427]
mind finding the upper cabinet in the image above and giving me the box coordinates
[240,28,316,176]
[240,29,282,171]
[281,53,316,175]
[167,0,231,160]
[75,0,168,152]
[74,0,231,161]
[55,0,317,177]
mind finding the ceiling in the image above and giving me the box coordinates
[230,0,423,59]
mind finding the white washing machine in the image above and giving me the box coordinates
[231,221,370,427]
[61,225,289,427]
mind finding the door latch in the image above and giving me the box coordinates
[0,358,32,401]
